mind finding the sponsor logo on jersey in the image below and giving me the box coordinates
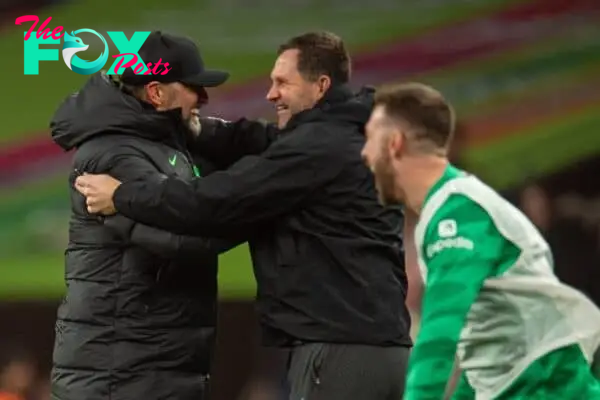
[438,219,458,237]
[426,237,474,258]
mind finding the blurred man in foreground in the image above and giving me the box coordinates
[74,31,412,400]
[49,31,238,400]
[361,82,600,399]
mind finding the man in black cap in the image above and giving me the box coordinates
[49,31,236,400]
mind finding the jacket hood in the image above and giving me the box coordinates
[50,72,186,151]
[285,84,374,131]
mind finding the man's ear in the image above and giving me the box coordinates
[390,131,404,159]
[144,82,162,105]
[317,75,331,96]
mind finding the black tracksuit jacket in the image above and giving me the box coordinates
[49,73,234,400]
[112,84,413,348]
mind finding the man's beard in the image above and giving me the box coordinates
[373,152,400,206]
[186,110,201,137]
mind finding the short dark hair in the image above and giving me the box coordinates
[278,31,350,85]
[374,82,455,150]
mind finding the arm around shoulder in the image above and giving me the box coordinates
[113,123,345,235]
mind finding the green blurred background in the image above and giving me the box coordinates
[1,1,599,399]
[1,0,599,300]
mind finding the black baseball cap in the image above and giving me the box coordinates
[120,31,229,89]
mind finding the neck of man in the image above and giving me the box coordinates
[397,156,449,215]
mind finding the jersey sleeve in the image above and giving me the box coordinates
[405,194,509,400]
[450,371,476,400]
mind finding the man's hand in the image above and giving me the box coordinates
[74,173,122,215]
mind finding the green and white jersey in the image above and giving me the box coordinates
[405,164,600,400]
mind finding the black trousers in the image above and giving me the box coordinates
[287,343,410,400]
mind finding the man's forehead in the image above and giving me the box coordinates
[366,110,384,137]
[370,106,389,123]
[273,49,299,72]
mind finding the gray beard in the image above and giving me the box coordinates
[187,114,201,137]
